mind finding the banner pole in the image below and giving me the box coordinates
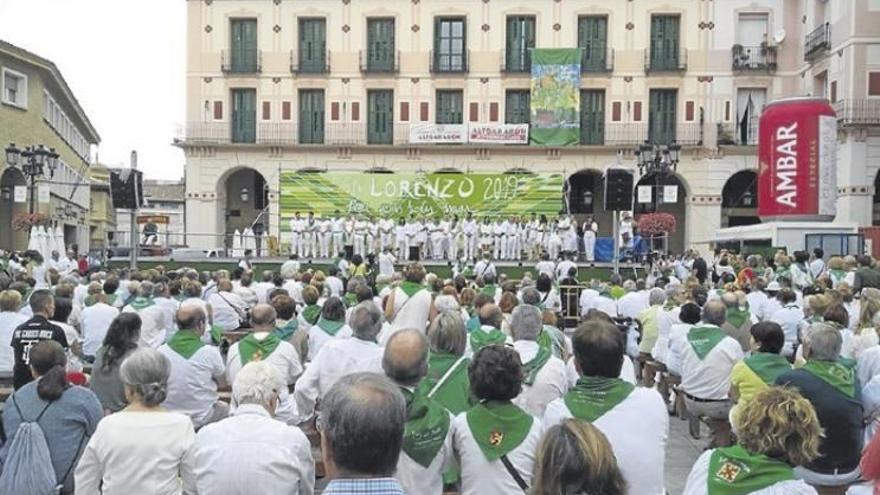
[612,210,620,275]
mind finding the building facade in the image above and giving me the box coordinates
[179,0,880,254]
[88,164,115,250]
[0,40,100,253]
[114,179,187,248]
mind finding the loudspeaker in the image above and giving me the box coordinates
[109,168,144,209]
[604,168,634,211]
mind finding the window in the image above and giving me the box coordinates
[299,90,325,144]
[298,18,327,73]
[231,89,257,143]
[505,90,530,124]
[735,88,766,145]
[367,90,393,144]
[434,17,466,72]
[580,90,604,145]
[436,90,463,124]
[578,17,608,72]
[2,68,27,108]
[869,72,880,96]
[366,18,396,72]
[649,15,681,71]
[41,90,91,160]
[230,19,259,73]
[648,89,677,144]
[505,16,536,73]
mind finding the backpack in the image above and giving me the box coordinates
[0,394,83,495]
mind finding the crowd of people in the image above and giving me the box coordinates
[0,244,879,494]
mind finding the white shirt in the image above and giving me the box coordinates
[511,340,568,418]
[451,410,542,495]
[385,286,433,337]
[226,334,303,423]
[579,288,599,315]
[0,311,27,376]
[683,450,818,495]
[769,305,803,356]
[535,261,555,279]
[544,386,668,495]
[473,260,496,279]
[81,302,120,356]
[592,295,618,318]
[159,342,226,427]
[652,306,681,364]
[746,291,769,321]
[253,281,276,304]
[556,260,577,281]
[378,252,396,277]
[193,404,315,495]
[75,411,197,495]
[395,407,455,495]
[294,337,384,421]
[122,303,168,349]
[565,356,637,388]
[307,322,353,361]
[671,325,744,400]
[617,292,648,319]
[326,277,344,298]
[665,323,693,376]
[208,291,247,332]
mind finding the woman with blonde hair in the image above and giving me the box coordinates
[683,386,821,495]
[531,419,626,495]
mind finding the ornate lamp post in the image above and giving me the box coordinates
[634,141,681,209]
[5,143,60,215]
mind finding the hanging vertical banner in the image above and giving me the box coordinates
[663,185,678,203]
[38,185,50,204]
[637,185,653,204]
[13,186,26,203]
[530,48,581,146]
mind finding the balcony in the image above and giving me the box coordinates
[429,50,469,74]
[581,122,701,146]
[804,22,831,61]
[834,99,880,126]
[290,49,330,74]
[221,49,262,74]
[645,48,687,73]
[501,49,532,74]
[359,50,400,74]
[581,48,614,73]
[731,44,777,72]
[717,122,760,146]
[177,122,410,146]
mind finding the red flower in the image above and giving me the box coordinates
[12,213,51,231]
[637,213,676,235]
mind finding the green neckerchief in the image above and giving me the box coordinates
[465,400,534,461]
[273,319,299,341]
[238,333,282,365]
[539,326,567,359]
[166,330,205,359]
[775,267,791,281]
[522,345,552,386]
[726,308,751,328]
[830,269,847,281]
[609,285,625,300]
[302,304,321,325]
[707,444,794,495]
[470,327,507,353]
[465,315,480,333]
[316,316,345,336]
[480,285,497,297]
[174,294,187,302]
[127,296,155,312]
[743,352,791,386]
[801,359,856,398]
[400,281,424,298]
[687,326,727,360]
[663,300,678,311]
[210,324,223,345]
[400,387,451,469]
[424,352,473,415]
[564,376,635,422]
[344,293,358,308]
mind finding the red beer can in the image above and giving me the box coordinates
[757,97,837,221]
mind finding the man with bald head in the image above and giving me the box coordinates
[465,303,511,357]
[225,303,302,424]
[159,302,229,428]
[671,299,744,447]
[383,329,454,495]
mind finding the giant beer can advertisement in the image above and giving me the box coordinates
[757,97,837,221]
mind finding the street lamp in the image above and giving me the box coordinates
[634,141,681,177]
[239,187,250,203]
[5,143,60,215]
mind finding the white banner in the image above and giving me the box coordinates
[637,185,652,204]
[38,185,50,204]
[468,124,529,144]
[663,185,678,203]
[13,185,26,203]
[408,124,468,144]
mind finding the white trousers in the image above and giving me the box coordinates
[290,232,302,256]
[319,233,331,258]
[494,237,506,259]
[584,232,596,262]
[332,233,344,257]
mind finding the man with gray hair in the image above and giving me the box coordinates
[776,323,863,487]
[509,304,568,417]
[617,279,648,319]
[635,288,667,382]
[295,301,385,422]
[192,361,315,494]
[320,372,408,494]
[671,300,743,448]
[520,287,569,359]
[122,280,169,348]
[383,329,454,495]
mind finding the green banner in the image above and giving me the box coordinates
[279,172,563,228]
[530,48,582,146]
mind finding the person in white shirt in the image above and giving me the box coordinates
[505,216,519,260]
[121,281,168,348]
[395,217,409,260]
[0,290,28,378]
[252,270,276,304]
[207,279,247,332]
[448,214,462,261]
[510,305,568,417]
[534,274,562,313]
[319,216,332,258]
[331,210,346,256]
[591,285,619,318]
[555,254,577,284]
[809,247,826,280]
[583,216,598,262]
[745,280,770,322]
[159,303,229,429]
[378,247,396,278]
[672,300,745,448]
[353,216,368,257]
[233,273,259,308]
[544,318,668,495]
[465,304,512,357]
[307,296,352,361]
[493,218,507,260]
[666,302,702,376]
[225,304,303,424]
[193,360,315,495]
[378,216,394,253]
[473,253,496,281]
[451,344,543,495]
[768,288,802,358]
[81,288,121,359]
[289,212,304,256]
[535,253,556,280]
[382,263,434,340]
[383,329,454,495]
[304,212,318,258]
[616,280,648,319]
[479,217,493,255]
[294,302,385,421]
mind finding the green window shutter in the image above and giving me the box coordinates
[436,90,463,124]
[367,19,395,71]
[650,16,680,70]
[299,90,325,144]
[434,18,466,72]
[578,17,607,71]
[231,19,258,72]
[579,90,605,144]
[368,90,394,144]
[232,89,256,143]
[506,16,535,72]
[649,89,677,144]
[505,90,530,124]
[299,19,326,72]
